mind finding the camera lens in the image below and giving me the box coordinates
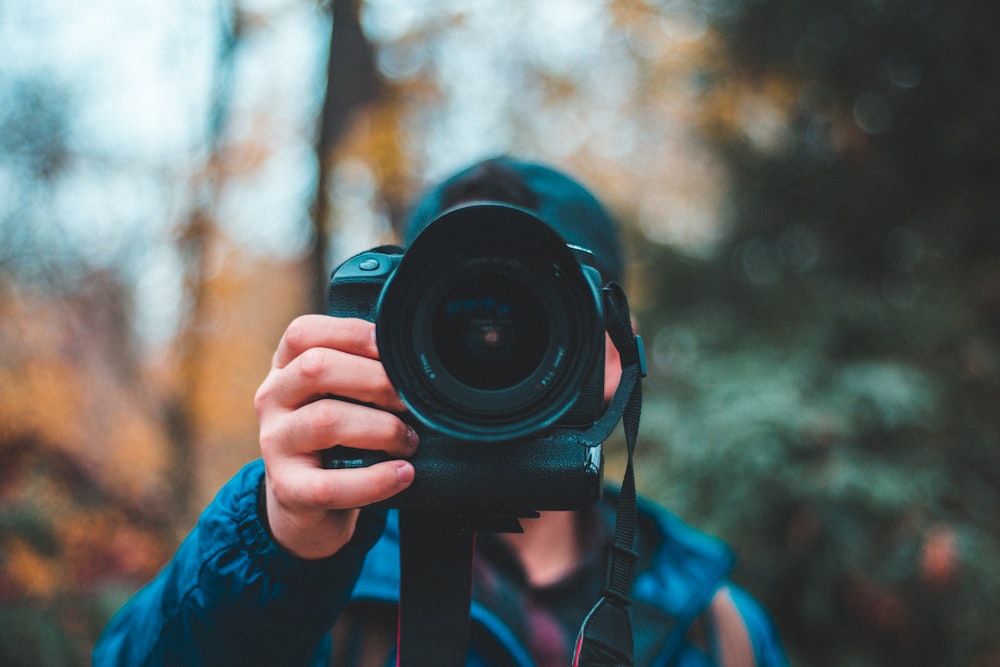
[376,204,604,441]
[432,275,548,391]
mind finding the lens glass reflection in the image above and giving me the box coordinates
[431,273,549,391]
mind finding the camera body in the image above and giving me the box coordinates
[322,203,607,515]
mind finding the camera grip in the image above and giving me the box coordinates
[322,432,603,514]
[326,250,402,321]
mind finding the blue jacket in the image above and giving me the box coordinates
[94,460,787,666]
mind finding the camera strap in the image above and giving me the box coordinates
[573,281,646,667]
[393,282,645,667]
[396,511,476,667]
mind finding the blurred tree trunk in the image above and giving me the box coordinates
[170,0,241,520]
[308,0,382,314]
[168,0,383,517]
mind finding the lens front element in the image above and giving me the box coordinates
[433,274,549,391]
[377,204,603,441]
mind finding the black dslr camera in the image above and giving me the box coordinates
[322,203,608,516]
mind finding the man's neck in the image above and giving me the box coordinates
[500,511,582,588]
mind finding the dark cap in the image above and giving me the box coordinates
[404,156,625,283]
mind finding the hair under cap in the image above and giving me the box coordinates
[404,157,625,283]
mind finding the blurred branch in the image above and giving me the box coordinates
[169,0,242,519]
[308,0,383,314]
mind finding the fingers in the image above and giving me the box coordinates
[262,458,415,559]
[258,315,405,413]
[260,403,417,558]
[269,458,416,515]
[260,399,418,462]
[260,347,406,413]
[260,405,417,558]
[256,314,417,558]
[273,315,378,369]
[259,398,419,512]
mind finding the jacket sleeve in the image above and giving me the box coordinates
[93,459,387,667]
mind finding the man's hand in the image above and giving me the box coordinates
[254,315,417,559]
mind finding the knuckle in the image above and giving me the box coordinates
[257,422,284,458]
[266,470,293,506]
[253,380,274,415]
[313,401,346,439]
[298,473,330,508]
[274,316,311,366]
[296,347,328,380]
[283,315,313,346]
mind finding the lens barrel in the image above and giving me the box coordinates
[376,204,604,441]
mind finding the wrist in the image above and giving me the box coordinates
[261,474,360,560]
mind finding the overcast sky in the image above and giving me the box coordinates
[2,0,723,346]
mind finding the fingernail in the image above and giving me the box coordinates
[406,427,419,449]
[395,461,415,485]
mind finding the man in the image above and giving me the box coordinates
[94,157,788,666]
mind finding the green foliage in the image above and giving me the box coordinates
[632,261,1000,665]
[629,3,1000,662]
[0,606,79,667]
[708,0,1000,289]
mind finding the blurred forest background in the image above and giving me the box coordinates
[2,0,999,665]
